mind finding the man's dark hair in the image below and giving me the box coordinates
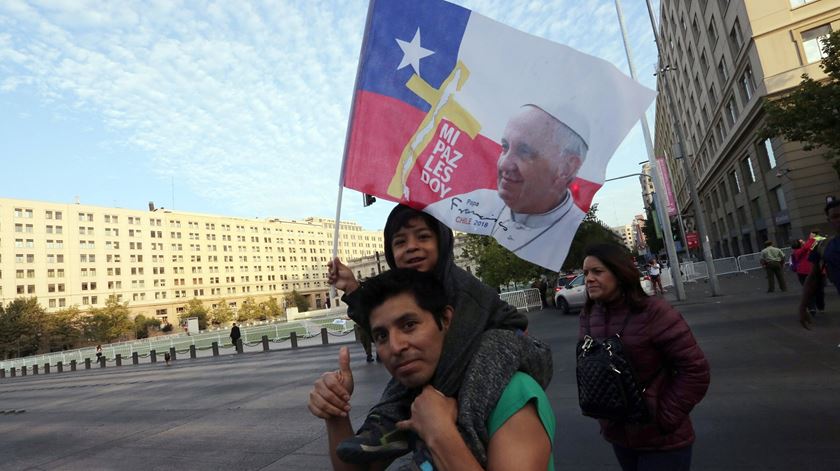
[825,199,840,215]
[356,269,449,336]
[764,240,773,247]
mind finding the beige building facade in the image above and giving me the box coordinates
[654,0,840,258]
[613,224,637,251]
[0,198,383,322]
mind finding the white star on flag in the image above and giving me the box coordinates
[395,28,434,76]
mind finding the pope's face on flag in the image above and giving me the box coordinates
[497,105,582,214]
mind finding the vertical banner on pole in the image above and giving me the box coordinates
[656,157,678,217]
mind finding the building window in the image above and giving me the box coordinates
[743,156,757,183]
[726,97,738,126]
[762,138,778,169]
[708,83,717,105]
[739,66,756,102]
[708,17,718,47]
[14,208,33,218]
[716,120,727,143]
[700,49,709,74]
[729,18,743,57]
[774,186,787,212]
[717,57,729,84]
[801,25,832,63]
[692,14,701,41]
[790,0,817,7]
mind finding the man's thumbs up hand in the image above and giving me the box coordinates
[308,347,355,420]
[337,346,354,392]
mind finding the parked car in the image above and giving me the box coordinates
[554,274,656,315]
[554,274,586,315]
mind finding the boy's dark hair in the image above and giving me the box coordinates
[825,199,840,215]
[356,269,449,336]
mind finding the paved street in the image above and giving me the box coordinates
[1,271,839,470]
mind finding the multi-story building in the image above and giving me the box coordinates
[0,198,383,323]
[613,224,637,251]
[654,0,840,258]
[632,215,649,254]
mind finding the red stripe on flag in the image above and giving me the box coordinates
[345,90,501,209]
[570,178,602,212]
[344,91,425,199]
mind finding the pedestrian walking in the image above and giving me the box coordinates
[648,259,664,295]
[230,323,241,352]
[95,345,102,362]
[791,239,824,316]
[799,199,840,329]
[760,240,787,292]
[577,243,710,471]
[358,326,376,363]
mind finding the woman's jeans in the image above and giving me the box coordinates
[612,444,693,471]
[797,273,825,311]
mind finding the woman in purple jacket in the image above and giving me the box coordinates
[579,244,710,471]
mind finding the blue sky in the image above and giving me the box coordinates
[0,0,660,231]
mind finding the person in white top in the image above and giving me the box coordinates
[648,259,664,295]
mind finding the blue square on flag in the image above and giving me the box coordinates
[360,0,469,112]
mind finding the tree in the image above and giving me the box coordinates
[84,295,133,343]
[180,298,209,330]
[46,306,84,352]
[236,296,260,322]
[211,299,234,326]
[461,205,621,288]
[461,234,545,289]
[762,31,840,177]
[642,206,664,255]
[0,298,48,359]
[261,297,285,321]
[285,290,310,313]
[561,204,626,271]
[133,314,161,339]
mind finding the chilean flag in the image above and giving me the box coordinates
[343,0,655,270]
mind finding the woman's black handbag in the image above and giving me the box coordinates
[576,313,651,423]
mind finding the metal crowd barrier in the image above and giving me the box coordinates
[500,288,543,312]
[678,247,793,280]
[736,253,763,272]
[713,257,741,276]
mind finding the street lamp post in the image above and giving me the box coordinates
[613,0,686,301]
[642,0,720,295]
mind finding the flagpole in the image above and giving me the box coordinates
[613,0,685,301]
[330,0,377,305]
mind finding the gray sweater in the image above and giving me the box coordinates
[345,206,553,466]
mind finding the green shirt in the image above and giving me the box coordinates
[488,372,556,471]
[760,246,784,263]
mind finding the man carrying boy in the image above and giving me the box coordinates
[308,269,555,470]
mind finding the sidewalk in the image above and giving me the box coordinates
[664,268,806,306]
